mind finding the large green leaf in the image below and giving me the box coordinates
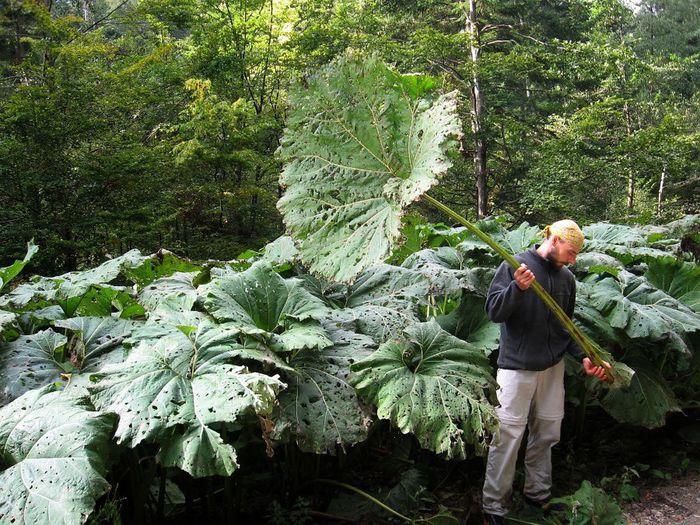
[436,293,500,355]
[54,316,137,364]
[582,223,677,265]
[0,329,68,406]
[138,271,200,312]
[274,323,375,453]
[402,247,494,297]
[0,240,38,293]
[645,261,700,313]
[454,219,538,266]
[261,236,300,267]
[351,320,497,459]
[585,270,700,345]
[343,264,430,343]
[0,386,115,525]
[201,261,329,338]
[0,250,147,309]
[574,284,629,348]
[664,214,700,239]
[600,356,681,429]
[277,53,461,282]
[89,321,284,477]
[122,250,202,288]
[572,252,624,276]
[497,222,541,255]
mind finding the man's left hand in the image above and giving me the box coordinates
[583,357,611,382]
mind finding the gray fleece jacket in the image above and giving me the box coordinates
[486,246,585,371]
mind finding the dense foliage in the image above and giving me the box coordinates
[1,0,699,273]
[1,0,699,523]
[1,209,698,522]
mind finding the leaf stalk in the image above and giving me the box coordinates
[422,194,614,381]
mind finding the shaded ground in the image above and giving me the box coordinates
[622,471,700,525]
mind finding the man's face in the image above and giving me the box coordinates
[547,237,580,269]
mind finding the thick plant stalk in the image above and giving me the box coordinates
[423,194,615,382]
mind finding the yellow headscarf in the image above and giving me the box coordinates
[543,219,584,251]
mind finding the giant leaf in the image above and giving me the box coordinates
[402,247,494,296]
[600,357,681,429]
[0,310,16,335]
[351,320,497,458]
[274,323,375,453]
[278,53,461,282]
[200,261,331,350]
[454,219,538,266]
[342,264,430,343]
[0,386,115,525]
[138,271,200,312]
[582,223,676,265]
[0,250,147,309]
[89,321,284,477]
[645,261,700,313]
[585,271,700,345]
[122,249,202,288]
[436,293,500,355]
[0,329,68,406]
[54,316,137,365]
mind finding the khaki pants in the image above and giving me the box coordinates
[482,360,565,516]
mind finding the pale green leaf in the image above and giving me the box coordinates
[201,261,329,334]
[138,271,200,312]
[0,387,114,525]
[342,264,430,343]
[278,53,461,282]
[0,250,147,309]
[274,324,375,453]
[585,271,700,344]
[402,247,494,296]
[261,236,300,267]
[351,320,497,458]
[89,321,284,477]
[645,261,700,313]
[600,356,681,429]
[0,310,16,335]
[0,240,38,293]
[437,293,500,355]
[0,329,67,406]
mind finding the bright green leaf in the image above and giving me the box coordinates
[351,320,497,459]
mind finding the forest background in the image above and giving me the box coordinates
[1,0,699,273]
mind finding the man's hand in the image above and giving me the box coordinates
[583,357,611,382]
[514,264,535,291]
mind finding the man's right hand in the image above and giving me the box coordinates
[514,264,535,290]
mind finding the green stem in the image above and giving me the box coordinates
[313,479,412,523]
[422,194,613,381]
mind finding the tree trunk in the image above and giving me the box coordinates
[657,163,667,218]
[465,0,488,218]
[81,0,94,22]
[623,102,635,212]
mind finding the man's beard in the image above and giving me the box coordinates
[546,248,565,269]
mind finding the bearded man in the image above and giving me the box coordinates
[481,220,609,525]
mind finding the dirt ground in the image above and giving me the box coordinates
[622,472,700,525]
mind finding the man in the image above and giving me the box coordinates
[481,219,609,525]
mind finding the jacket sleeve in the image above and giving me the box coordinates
[485,261,526,323]
[565,277,586,362]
